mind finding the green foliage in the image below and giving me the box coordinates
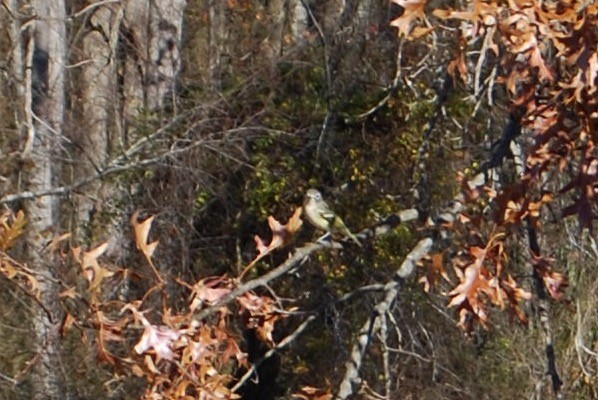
[194,188,211,210]
[248,162,293,218]
[374,225,416,263]
[273,61,328,119]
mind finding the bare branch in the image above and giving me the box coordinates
[69,0,120,19]
[300,0,334,166]
[335,238,433,400]
[0,107,208,205]
[356,40,405,120]
[196,209,419,322]
[231,314,317,393]
[194,243,321,322]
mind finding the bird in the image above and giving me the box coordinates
[303,188,361,246]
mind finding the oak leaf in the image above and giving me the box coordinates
[95,310,129,364]
[531,255,567,300]
[390,0,428,38]
[72,243,113,291]
[448,257,490,323]
[131,211,158,262]
[134,324,181,361]
[0,210,26,251]
[292,385,333,400]
[249,207,303,268]
[419,252,450,292]
[189,277,232,311]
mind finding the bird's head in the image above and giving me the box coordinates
[305,188,323,202]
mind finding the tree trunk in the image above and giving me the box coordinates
[25,0,67,398]
[264,0,309,59]
[122,0,187,120]
[77,3,123,250]
[207,0,227,88]
[289,0,309,46]
[75,0,185,255]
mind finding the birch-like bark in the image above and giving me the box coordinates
[77,3,124,251]
[6,0,24,96]
[207,0,227,88]
[122,0,186,119]
[265,0,309,59]
[81,5,121,169]
[75,0,185,255]
[25,0,66,398]
[290,0,309,45]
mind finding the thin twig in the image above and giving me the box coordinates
[70,0,121,19]
[356,40,404,120]
[0,108,224,205]
[300,0,334,166]
[335,238,433,400]
[231,314,317,393]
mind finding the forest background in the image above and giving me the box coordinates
[0,0,596,399]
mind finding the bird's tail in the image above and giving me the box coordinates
[334,217,362,247]
[339,224,361,247]
[346,230,362,247]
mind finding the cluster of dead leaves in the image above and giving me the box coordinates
[245,207,302,272]
[422,172,568,332]
[390,1,596,331]
[0,211,42,299]
[0,208,303,400]
[457,180,567,326]
[392,0,596,164]
[62,209,307,399]
[123,302,246,400]
[447,233,531,330]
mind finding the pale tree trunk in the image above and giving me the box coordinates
[122,0,187,120]
[81,4,123,181]
[6,0,24,96]
[341,0,375,68]
[265,0,285,58]
[23,0,67,398]
[289,0,309,46]
[78,3,124,250]
[75,0,185,256]
[356,0,373,27]
[207,0,227,88]
[264,0,309,59]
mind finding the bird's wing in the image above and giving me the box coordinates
[318,206,336,222]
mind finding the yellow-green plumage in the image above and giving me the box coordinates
[303,188,361,246]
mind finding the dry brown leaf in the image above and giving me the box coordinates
[189,277,232,311]
[419,253,450,292]
[246,207,303,270]
[130,211,164,282]
[47,232,71,253]
[293,385,333,400]
[72,243,113,290]
[131,211,159,261]
[0,210,26,251]
[390,0,428,38]
[134,324,181,361]
[59,286,78,299]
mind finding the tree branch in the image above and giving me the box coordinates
[300,0,334,167]
[1,107,219,205]
[231,313,318,393]
[195,209,420,322]
[335,238,433,399]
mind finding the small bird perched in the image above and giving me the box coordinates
[303,188,361,246]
